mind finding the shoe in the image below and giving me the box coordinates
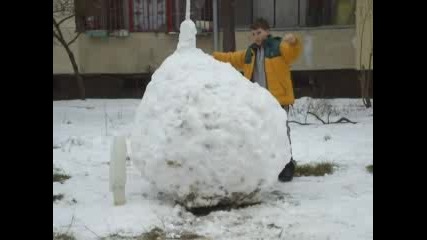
[278,158,297,182]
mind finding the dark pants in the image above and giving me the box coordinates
[282,105,293,158]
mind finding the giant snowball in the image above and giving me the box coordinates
[130,20,291,209]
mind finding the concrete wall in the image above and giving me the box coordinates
[77,33,214,74]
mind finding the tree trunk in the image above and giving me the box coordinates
[363,50,372,108]
[54,1,86,100]
[221,0,236,52]
[63,42,86,100]
[54,26,86,99]
[359,66,371,108]
[358,0,372,109]
[54,30,86,100]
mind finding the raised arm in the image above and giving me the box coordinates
[280,34,303,65]
[212,50,246,71]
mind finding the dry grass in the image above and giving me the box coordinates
[295,162,337,177]
[103,227,209,240]
[53,232,76,240]
[53,194,64,202]
[53,173,71,183]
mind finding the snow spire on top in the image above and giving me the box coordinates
[177,0,197,50]
[186,0,191,20]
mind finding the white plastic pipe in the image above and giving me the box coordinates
[186,0,191,20]
[109,136,127,206]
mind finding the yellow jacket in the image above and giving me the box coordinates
[213,35,302,106]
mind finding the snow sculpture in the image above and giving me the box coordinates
[130,0,290,209]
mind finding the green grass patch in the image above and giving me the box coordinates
[366,164,373,173]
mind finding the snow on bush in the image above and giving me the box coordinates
[130,20,291,209]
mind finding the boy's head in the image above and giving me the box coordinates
[250,18,270,46]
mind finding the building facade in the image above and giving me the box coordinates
[53,0,373,99]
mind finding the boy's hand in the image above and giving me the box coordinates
[283,33,297,45]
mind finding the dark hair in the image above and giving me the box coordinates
[250,18,270,30]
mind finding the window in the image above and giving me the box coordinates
[75,0,127,32]
[298,0,357,27]
[75,0,213,33]
[107,0,126,30]
[132,0,166,32]
[275,0,300,28]
[75,0,354,34]
[168,0,213,33]
[233,0,355,29]
[233,0,252,28]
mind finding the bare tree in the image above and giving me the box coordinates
[357,0,373,108]
[53,0,85,100]
[221,0,236,52]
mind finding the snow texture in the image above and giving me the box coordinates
[177,20,197,51]
[53,99,373,240]
[129,19,290,208]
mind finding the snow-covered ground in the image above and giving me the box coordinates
[53,98,373,240]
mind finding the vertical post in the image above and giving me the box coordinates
[297,0,300,26]
[186,0,191,20]
[166,0,173,32]
[213,0,218,51]
[251,0,254,22]
[273,0,276,27]
[175,0,181,30]
[129,0,134,31]
[110,136,127,206]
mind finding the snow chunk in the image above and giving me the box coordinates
[177,20,197,51]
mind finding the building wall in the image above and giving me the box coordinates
[53,1,372,74]
[53,26,356,74]
[234,27,356,71]
[77,33,214,74]
[53,12,80,74]
[355,0,373,70]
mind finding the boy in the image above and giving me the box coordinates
[212,18,302,182]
